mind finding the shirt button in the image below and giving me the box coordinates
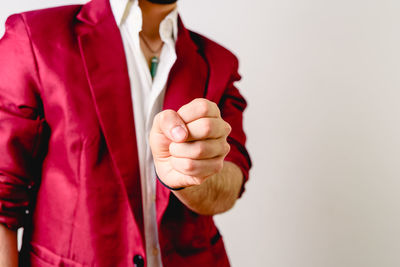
[133,254,144,267]
[152,247,159,256]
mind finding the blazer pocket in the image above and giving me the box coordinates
[29,251,55,267]
[29,242,84,267]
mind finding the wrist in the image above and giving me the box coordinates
[154,168,185,191]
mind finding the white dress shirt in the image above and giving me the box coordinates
[110,0,178,266]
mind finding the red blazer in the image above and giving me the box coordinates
[0,0,251,266]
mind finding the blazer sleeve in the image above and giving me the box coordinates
[0,14,45,230]
[219,56,252,198]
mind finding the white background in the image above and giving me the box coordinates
[2,1,400,266]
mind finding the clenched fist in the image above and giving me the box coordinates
[150,98,232,189]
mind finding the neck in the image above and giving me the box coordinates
[139,0,177,41]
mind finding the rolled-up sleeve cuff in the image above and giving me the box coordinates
[225,136,252,198]
[0,181,30,230]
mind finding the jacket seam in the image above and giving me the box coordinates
[19,14,46,168]
[19,14,44,100]
[67,138,84,261]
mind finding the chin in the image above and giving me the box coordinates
[146,0,178,4]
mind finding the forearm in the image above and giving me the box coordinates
[173,161,243,215]
[0,224,18,267]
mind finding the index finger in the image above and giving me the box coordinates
[177,98,220,124]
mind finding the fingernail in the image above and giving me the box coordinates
[171,126,187,141]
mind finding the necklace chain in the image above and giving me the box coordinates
[139,32,164,55]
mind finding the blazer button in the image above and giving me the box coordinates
[133,255,144,267]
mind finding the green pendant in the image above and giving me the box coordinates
[150,56,159,79]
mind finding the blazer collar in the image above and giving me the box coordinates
[76,0,209,226]
[76,0,111,26]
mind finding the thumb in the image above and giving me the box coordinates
[152,109,188,143]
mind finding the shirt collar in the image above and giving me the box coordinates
[110,0,178,42]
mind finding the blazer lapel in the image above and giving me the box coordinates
[156,17,209,223]
[75,0,209,227]
[76,0,143,229]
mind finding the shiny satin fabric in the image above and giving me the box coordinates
[0,0,251,266]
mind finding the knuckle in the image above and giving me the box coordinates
[158,111,167,122]
[193,142,206,158]
[182,159,195,173]
[168,142,176,154]
[215,160,224,173]
[224,142,231,155]
[193,98,208,105]
[202,119,213,136]
[211,101,220,115]
[160,109,175,121]
[195,99,210,117]
[225,121,232,135]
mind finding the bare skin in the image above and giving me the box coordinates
[173,162,243,215]
[150,98,244,215]
[0,224,18,267]
[138,0,176,64]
